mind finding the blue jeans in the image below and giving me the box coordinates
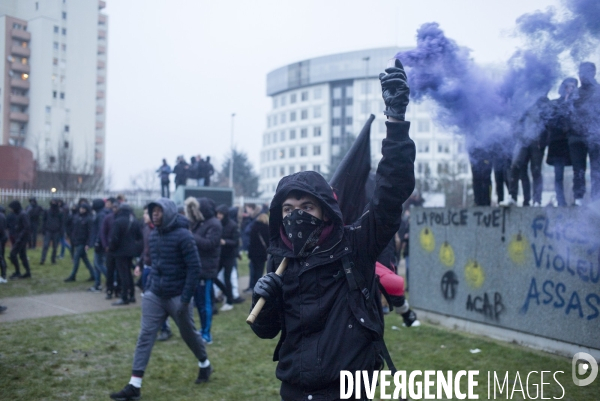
[93,250,107,288]
[60,235,71,258]
[553,162,567,206]
[69,245,94,279]
[194,279,213,342]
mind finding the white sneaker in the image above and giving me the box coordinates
[219,303,234,312]
[499,198,517,207]
[574,199,583,206]
[532,202,541,207]
[0,277,7,284]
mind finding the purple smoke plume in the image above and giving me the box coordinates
[395,0,600,150]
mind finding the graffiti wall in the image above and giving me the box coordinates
[409,207,600,350]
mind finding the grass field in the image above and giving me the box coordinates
[1,301,596,400]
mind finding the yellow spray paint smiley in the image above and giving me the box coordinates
[508,232,529,265]
[439,241,455,267]
[464,260,485,289]
[419,227,435,252]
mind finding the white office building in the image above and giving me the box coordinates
[260,47,470,198]
[0,0,108,184]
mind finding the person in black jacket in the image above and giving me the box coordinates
[247,211,269,290]
[214,204,240,311]
[203,156,214,187]
[89,198,107,292]
[249,59,415,401]
[8,200,31,279]
[0,206,8,282]
[64,203,95,282]
[40,199,63,265]
[109,204,142,306]
[173,156,189,189]
[26,197,43,249]
[547,78,577,206]
[184,197,222,344]
[109,198,211,401]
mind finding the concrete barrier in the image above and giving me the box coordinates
[409,206,600,352]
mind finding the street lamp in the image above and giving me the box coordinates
[229,113,236,188]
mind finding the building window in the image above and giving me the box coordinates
[45,106,51,113]
[273,97,278,109]
[313,126,321,137]
[290,93,297,104]
[314,88,322,99]
[345,117,353,125]
[313,106,322,118]
[280,167,285,176]
[21,58,27,65]
[65,125,69,132]
[280,131,286,141]
[280,95,286,106]
[273,114,278,126]
[280,113,286,124]
[53,42,59,50]
[301,91,308,101]
[301,109,308,120]
[418,120,430,132]
[313,164,321,173]
[53,91,57,98]
[289,165,295,174]
[300,128,308,138]
[60,92,65,99]
[333,87,342,99]
[361,101,368,114]
[36,2,39,10]
[289,129,296,140]
[290,111,296,122]
[53,58,58,65]
[300,165,306,171]
[54,26,59,33]
[279,149,285,159]
[300,146,307,157]
[289,147,296,158]
[272,132,277,143]
[417,141,429,153]
[332,106,341,118]
[62,12,67,19]
[61,44,66,51]
[361,81,371,94]
[313,145,321,156]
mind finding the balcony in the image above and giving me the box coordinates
[11,45,30,57]
[96,106,105,114]
[98,29,106,39]
[97,60,106,69]
[10,95,29,106]
[99,0,106,9]
[96,90,105,99]
[98,45,106,54]
[97,75,105,84]
[10,112,29,123]
[95,136,104,145]
[11,29,31,41]
[11,62,30,73]
[10,78,30,89]
[99,14,107,25]
[96,121,104,129]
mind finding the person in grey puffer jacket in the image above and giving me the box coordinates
[109,198,212,401]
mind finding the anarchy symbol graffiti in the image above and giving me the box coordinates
[441,271,459,300]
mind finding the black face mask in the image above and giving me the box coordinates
[282,209,325,257]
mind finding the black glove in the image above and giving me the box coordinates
[253,272,283,305]
[379,58,410,121]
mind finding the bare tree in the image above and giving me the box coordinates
[130,169,159,195]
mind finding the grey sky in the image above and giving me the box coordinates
[104,0,563,189]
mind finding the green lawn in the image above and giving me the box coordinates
[0,247,250,299]
[0,302,596,400]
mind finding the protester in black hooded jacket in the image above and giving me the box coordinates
[89,198,107,291]
[109,204,143,305]
[26,197,43,249]
[0,206,8,281]
[215,204,239,309]
[8,200,31,279]
[185,196,222,344]
[65,203,95,282]
[40,199,63,265]
[250,59,415,401]
[173,157,189,188]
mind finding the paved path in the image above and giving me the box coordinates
[0,276,249,323]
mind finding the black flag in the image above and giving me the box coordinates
[329,114,375,225]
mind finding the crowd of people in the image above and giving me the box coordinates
[156,155,215,198]
[469,62,600,207]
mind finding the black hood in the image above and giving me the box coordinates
[269,171,343,246]
[80,203,92,215]
[198,197,216,219]
[149,197,187,233]
[228,206,239,223]
[92,198,105,211]
[216,204,230,225]
[0,205,5,214]
[115,203,133,218]
[49,201,60,212]
[29,197,37,205]
[8,200,22,214]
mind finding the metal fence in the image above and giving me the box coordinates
[0,188,158,207]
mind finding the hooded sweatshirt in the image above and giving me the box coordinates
[8,200,30,244]
[43,201,64,234]
[71,203,94,247]
[185,197,222,279]
[147,198,201,303]
[216,204,239,268]
[250,120,415,401]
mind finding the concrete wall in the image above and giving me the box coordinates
[409,206,600,351]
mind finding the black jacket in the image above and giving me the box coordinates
[173,161,189,185]
[109,205,143,258]
[546,97,574,166]
[43,204,64,234]
[27,200,44,224]
[8,201,30,245]
[217,205,239,268]
[251,121,415,400]
[0,206,7,243]
[186,197,222,279]
[248,217,269,263]
[147,198,201,304]
[70,204,94,247]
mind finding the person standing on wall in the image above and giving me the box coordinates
[157,159,172,198]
